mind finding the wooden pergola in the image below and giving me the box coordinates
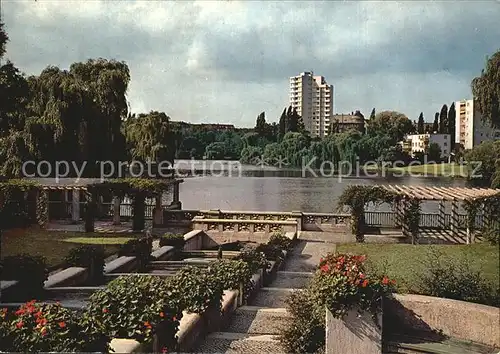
[33,178,184,232]
[378,185,500,244]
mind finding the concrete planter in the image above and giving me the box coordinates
[325,307,382,354]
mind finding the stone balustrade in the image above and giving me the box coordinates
[192,216,298,234]
[161,208,351,233]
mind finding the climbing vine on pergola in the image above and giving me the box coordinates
[85,178,175,232]
[337,185,399,242]
[0,179,46,229]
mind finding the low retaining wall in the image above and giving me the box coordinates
[44,267,88,288]
[326,308,382,354]
[385,294,500,348]
[183,230,205,250]
[104,256,138,274]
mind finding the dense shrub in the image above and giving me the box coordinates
[237,244,269,273]
[208,259,254,300]
[86,275,182,349]
[280,289,325,354]
[280,253,395,353]
[168,266,223,314]
[0,301,109,352]
[159,233,185,249]
[268,232,293,251]
[0,254,48,299]
[119,237,152,269]
[482,226,499,245]
[64,245,106,282]
[419,248,499,306]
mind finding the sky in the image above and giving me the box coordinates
[2,1,500,128]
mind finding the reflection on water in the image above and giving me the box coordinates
[176,160,470,213]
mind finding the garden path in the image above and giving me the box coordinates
[194,240,335,353]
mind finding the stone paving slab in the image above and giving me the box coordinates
[195,333,285,354]
[226,307,290,335]
[248,288,295,308]
[269,271,313,289]
[282,240,336,272]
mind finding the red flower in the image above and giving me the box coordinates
[359,273,365,279]
[161,347,168,353]
[320,264,330,273]
[391,279,396,285]
[361,279,369,287]
[144,321,152,329]
[102,308,108,313]
[15,308,25,316]
[35,311,42,318]
[382,277,390,285]
[159,312,164,318]
[15,321,24,329]
[58,321,66,328]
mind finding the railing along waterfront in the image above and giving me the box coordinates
[46,201,155,221]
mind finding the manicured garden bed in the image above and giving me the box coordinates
[336,243,499,294]
[1,229,138,267]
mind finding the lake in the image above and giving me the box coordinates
[174,160,469,213]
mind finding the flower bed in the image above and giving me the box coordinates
[280,252,395,353]
[0,232,291,352]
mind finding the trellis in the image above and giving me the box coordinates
[380,185,500,244]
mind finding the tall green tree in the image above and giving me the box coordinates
[123,111,175,165]
[368,111,414,143]
[255,111,267,137]
[278,108,287,142]
[448,102,456,149]
[0,22,8,59]
[439,104,448,134]
[433,112,439,133]
[471,50,500,128]
[417,112,425,133]
[369,108,375,120]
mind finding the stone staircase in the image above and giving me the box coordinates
[194,241,323,353]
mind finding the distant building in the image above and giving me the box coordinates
[289,71,334,138]
[329,111,365,134]
[455,99,500,150]
[401,133,451,158]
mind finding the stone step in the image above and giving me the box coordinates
[248,288,296,308]
[269,271,313,288]
[385,333,497,354]
[195,332,285,353]
[226,306,290,335]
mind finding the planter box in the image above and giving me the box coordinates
[325,307,382,354]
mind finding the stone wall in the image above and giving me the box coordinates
[385,294,500,348]
[325,308,382,354]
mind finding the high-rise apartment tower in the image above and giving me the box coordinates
[289,72,334,138]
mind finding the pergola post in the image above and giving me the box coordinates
[153,194,163,227]
[132,193,146,232]
[71,189,80,223]
[84,189,96,233]
[401,199,410,240]
[450,200,459,239]
[394,200,402,228]
[438,200,446,230]
[112,196,121,225]
[170,182,182,210]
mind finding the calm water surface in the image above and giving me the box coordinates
[174,160,469,213]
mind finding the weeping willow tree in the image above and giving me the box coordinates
[22,59,130,177]
[471,50,500,129]
[123,111,176,176]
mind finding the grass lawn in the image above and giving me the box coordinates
[364,163,469,177]
[1,228,139,268]
[337,243,499,294]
